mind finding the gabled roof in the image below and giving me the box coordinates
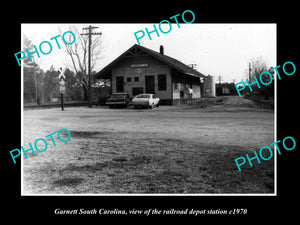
[94,44,207,79]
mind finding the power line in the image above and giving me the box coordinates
[81,26,102,108]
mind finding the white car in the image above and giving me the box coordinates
[131,94,160,109]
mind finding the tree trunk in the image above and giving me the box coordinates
[82,84,88,100]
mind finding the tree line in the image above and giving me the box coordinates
[24,63,83,104]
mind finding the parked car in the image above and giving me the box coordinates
[131,94,160,109]
[106,93,131,108]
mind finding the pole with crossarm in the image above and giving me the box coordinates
[81,26,102,108]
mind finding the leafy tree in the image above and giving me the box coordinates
[43,65,59,102]
[23,35,43,104]
[64,68,82,100]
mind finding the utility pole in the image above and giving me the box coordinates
[188,63,197,70]
[81,26,102,108]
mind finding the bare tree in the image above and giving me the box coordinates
[248,56,274,99]
[249,56,268,81]
[58,25,102,100]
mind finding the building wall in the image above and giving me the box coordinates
[111,55,172,100]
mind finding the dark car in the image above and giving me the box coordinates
[106,93,131,108]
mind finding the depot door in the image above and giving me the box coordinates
[116,76,124,92]
[145,75,155,94]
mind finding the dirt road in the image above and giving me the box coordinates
[22,104,274,194]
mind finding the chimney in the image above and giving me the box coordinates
[159,45,164,55]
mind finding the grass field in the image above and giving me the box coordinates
[22,96,274,194]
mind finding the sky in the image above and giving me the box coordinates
[22,23,276,83]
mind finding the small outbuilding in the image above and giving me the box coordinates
[94,44,215,105]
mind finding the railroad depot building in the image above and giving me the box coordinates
[94,44,215,105]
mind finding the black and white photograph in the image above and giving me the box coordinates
[20,23,276,195]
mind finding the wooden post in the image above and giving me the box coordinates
[61,93,64,111]
[81,26,102,108]
[88,26,92,108]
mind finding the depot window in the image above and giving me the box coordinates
[158,74,167,91]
